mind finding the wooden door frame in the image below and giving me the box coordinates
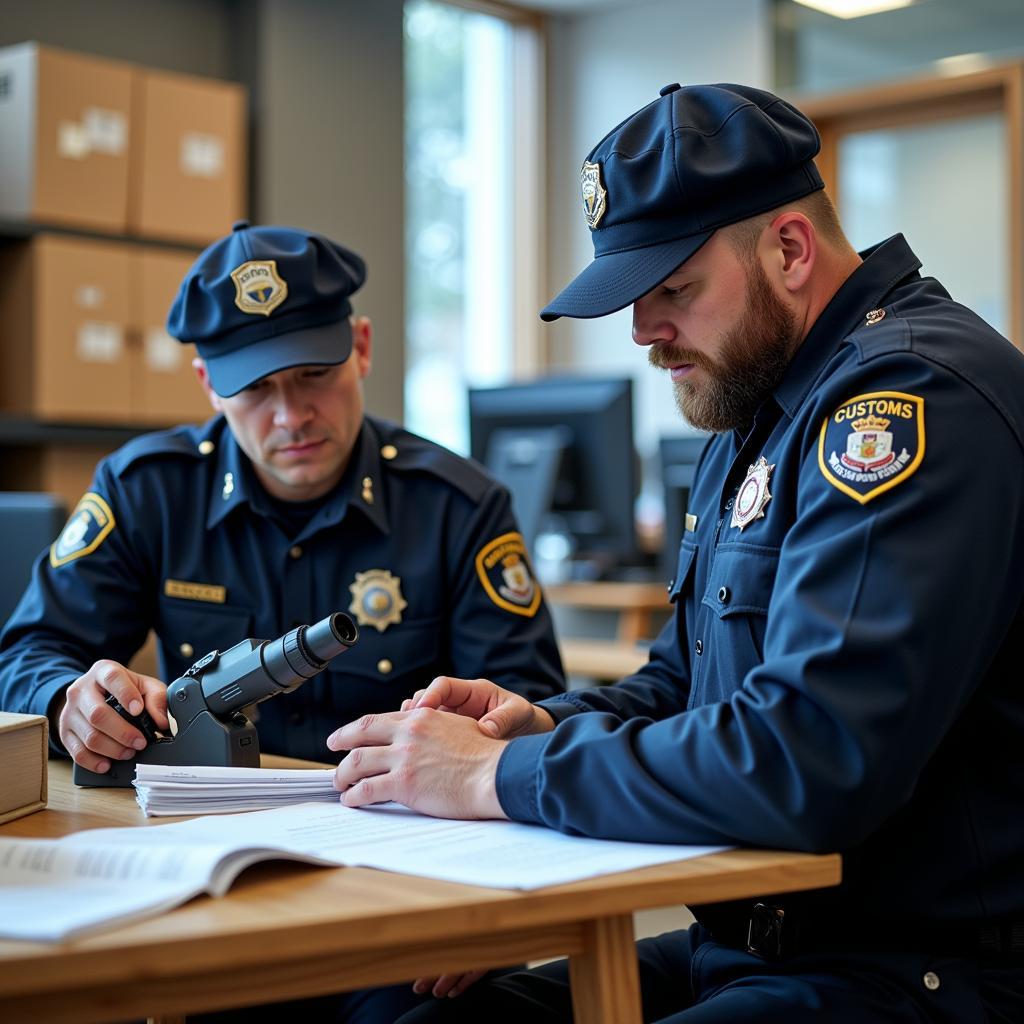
[792,63,1024,349]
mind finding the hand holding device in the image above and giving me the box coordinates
[73,612,358,787]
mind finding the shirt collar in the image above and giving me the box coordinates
[204,417,391,537]
[773,233,922,418]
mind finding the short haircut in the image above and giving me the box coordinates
[723,189,851,260]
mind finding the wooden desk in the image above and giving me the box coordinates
[545,581,670,645]
[546,581,670,680]
[0,759,841,1024]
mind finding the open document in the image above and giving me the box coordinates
[0,797,728,942]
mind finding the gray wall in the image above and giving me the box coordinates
[0,0,405,422]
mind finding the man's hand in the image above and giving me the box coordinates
[401,676,556,739]
[58,660,169,773]
[412,969,487,1000]
[327,707,507,820]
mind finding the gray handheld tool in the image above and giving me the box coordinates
[73,612,359,788]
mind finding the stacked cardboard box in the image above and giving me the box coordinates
[0,42,247,243]
[0,234,212,425]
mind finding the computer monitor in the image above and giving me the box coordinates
[659,435,709,579]
[468,377,638,576]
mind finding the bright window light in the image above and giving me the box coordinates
[792,0,916,18]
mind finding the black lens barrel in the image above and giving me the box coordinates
[263,612,359,687]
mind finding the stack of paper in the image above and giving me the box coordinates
[133,764,339,816]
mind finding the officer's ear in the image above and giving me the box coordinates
[192,358,224,412]
[764,211,815,295]
[351,316,372,380]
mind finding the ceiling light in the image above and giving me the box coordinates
[792,0,917,18]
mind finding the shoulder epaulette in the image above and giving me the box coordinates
[846,308,912,363]
[106,422,216,478]
[369,416,494,504]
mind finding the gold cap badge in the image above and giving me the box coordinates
[580,161,607,230]
[230,260,288,317]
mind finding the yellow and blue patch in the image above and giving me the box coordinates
[475,532,540,617]
[817,390,925,504]
[50,492,116,567]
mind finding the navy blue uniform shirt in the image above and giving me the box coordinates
[498,235,1024,929]
[0,414,564,762]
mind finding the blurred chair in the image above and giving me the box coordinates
[0,492,67,630]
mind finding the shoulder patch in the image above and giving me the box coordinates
[817,391,925,504]
[50,493,116,567]
[474,532,541,617]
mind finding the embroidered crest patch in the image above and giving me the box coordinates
[580,160,607,230]
[230,259,288,316]
[474,532,541,618]
[348,569,407,633]
[818,390,925,504]
[50,493,116,568]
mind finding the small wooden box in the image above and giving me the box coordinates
[0,711,48,825]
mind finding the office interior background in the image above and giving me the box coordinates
[1,0,1023,590]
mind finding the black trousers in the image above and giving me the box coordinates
[395,924,1024,1024]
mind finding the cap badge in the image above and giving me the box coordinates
[731,456,774,531]
[348,569,407,633]
[580,160,607,230]
[230,259,288,317]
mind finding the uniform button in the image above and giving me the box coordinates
[381,444,398,460]
[718,586,730,603]
[377,658,393,675]
[289,545,303,559]
[179,642,194,659]
[198,440,215,455]
[659,82,681,96]
[922,972,940,992]
[695,639,703,656]
[232,219,250,232]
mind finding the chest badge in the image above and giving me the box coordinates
[348,569,407,633]
[731,456,774,531]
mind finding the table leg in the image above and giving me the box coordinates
[568,913,641,1024]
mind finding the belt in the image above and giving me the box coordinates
[697,902,1024,963]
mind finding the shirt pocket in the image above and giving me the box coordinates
[668,539,698,606]
[327,616,445,698]
[700,544,780,695]
[156,599,254,683]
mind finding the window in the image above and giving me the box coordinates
[404,1,542,453]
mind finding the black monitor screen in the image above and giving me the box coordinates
[468,377,638,572]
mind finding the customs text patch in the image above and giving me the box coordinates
[817,391,925,504]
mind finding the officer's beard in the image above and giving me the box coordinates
[649,259,799,434]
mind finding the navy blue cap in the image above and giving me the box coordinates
[541,83,824,321]
[167,222,367,396]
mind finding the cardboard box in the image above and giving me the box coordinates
[0,42,132,232]
[0,711,48,825]
[0,234,134,422]
[129,68,246,245]
[132,246,212,425]
[0,235,211,425]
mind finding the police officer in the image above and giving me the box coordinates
[327,84,1024,1023]
[0,222,565,1022]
